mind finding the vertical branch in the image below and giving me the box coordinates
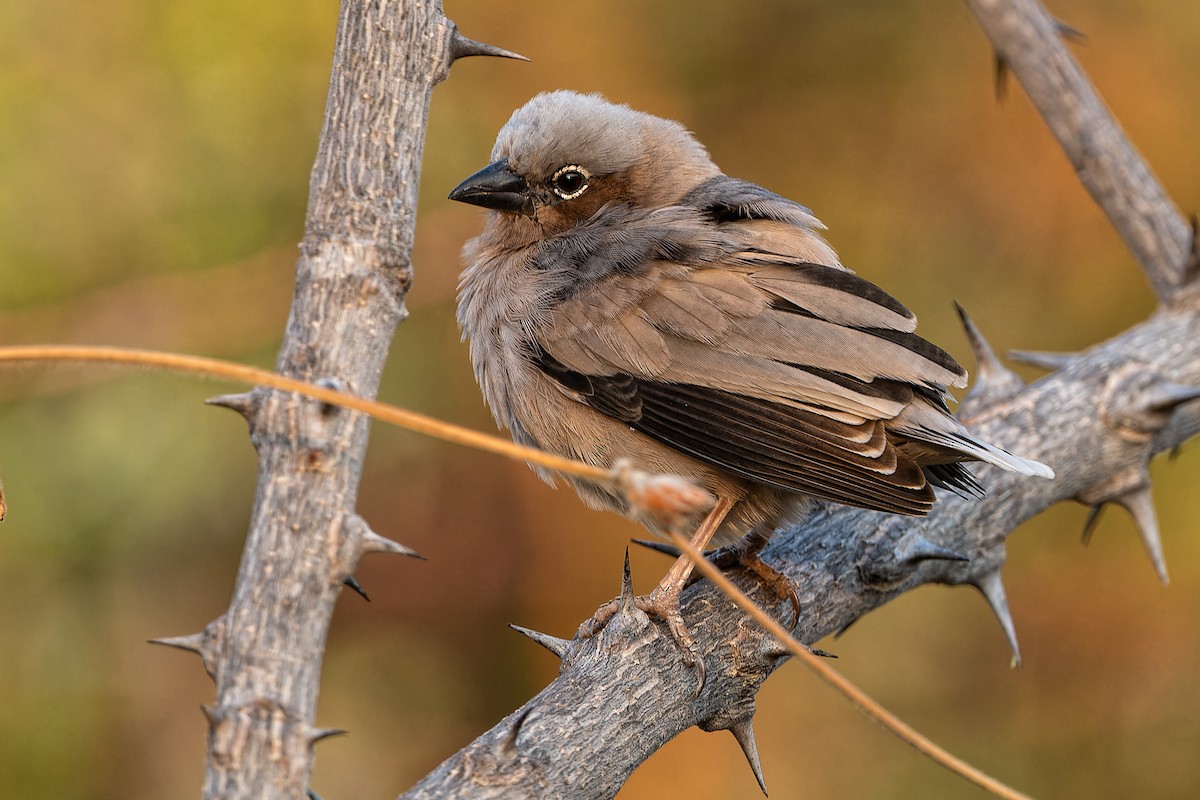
[201,2,454,798]
[965,0,1192,303]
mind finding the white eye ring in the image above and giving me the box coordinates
[551,164,590,200]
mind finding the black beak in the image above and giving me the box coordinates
[448,158,534,216]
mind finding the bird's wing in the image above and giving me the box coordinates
[532,181,971,514]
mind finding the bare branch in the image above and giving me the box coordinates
[965,0,1193,304]
[202,1,456,797]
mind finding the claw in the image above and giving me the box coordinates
[638,585,706,695]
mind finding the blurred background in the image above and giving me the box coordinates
[1,0,1198,797]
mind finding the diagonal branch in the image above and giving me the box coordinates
[966,0,1193,304]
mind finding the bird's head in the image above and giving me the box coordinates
[449,91,719,236]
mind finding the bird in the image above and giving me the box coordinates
[449,90,1053,652]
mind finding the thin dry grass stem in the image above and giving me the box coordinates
[3,343,1028,798]
[665,529,1034,800]
[0,345,611,483]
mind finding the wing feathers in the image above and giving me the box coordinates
[521,173,1049,516]
[632,382,935,514]
[747,262,917,333]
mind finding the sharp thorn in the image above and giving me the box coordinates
[508,624,571,660]
[834,616,859,639]
[729,718,768,796]
[1008,349,1078,372]
[1081,504,1104,546]
[309,727,348,744]
[343,575,370,602]
[992,51,1009,102]
[497,707,532,760]
[759,636,791,659]
[758,634,832,660]
[150,618,224,679]
[1113,485,1169,585]
[205,391,258,419]
[898,534,971,565]
[314,377,346,417]
[449,25,530,63]
[631,538,681,558]
[361,529,424,560]
[1140,381,1200,413]
[148,632,205,655]
[1053,17,1088,44]
[972,569,1021,667]
[308,791,324,800]
[201,704,222,730]
[954,303,1023,393]
[618,547,636,613]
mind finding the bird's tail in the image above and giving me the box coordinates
[947,433,1055,478]
[892,400,1055,479]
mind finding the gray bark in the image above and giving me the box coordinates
[185,2,457,798]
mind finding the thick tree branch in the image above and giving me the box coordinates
[401,1,1200,797]
[192,2,459,798]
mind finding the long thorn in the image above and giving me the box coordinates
[449,25,530,63]
[508,624,571,660]
[1008,349,1077,371]
[973,569,1021,667]
[1114,485,1169,585]
[1081,504,1104,545]
[729,718,768,796]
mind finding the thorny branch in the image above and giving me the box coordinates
[399,1,1200,798]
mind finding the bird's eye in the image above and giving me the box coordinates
[551,165,590,200]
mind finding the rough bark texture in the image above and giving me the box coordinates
[398,1,1200,798]
[195,2,456,798]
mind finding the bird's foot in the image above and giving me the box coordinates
[702,535,801,630]
[736,552,801,630]
[576,584,706,690]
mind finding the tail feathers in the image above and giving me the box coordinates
[955,435,1054,479]
[917,427,1055,479]
[923,463,986,499]
[892,400,1054,480]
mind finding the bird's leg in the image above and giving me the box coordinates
[704,529,801,629]
[577,498,733,674]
